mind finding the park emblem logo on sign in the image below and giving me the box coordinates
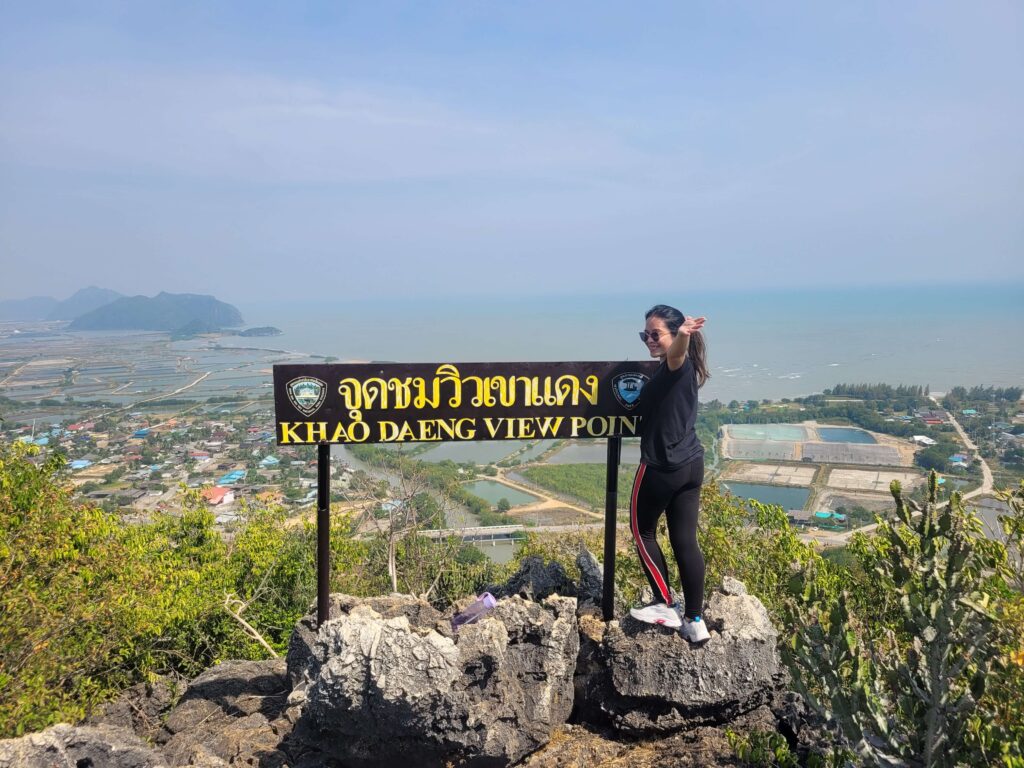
[611,372,648,409]
[286,376,327,417]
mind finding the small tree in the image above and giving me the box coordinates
[784,472,1009,766]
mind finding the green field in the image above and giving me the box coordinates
[519,463,638,510]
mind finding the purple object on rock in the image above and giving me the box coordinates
[451,592,497,631]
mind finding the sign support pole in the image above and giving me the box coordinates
[602,436,621,621]
[317,441,331,627]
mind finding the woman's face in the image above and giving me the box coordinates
[643,316,674,359]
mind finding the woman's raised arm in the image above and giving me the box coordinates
[666,316,706,371]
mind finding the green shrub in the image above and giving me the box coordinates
[784,472,1016,766]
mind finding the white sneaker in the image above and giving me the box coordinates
[680,615,711,644]
[629,602,682,628]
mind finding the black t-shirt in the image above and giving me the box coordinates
[638,357,704,470]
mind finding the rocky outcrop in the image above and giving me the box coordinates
[522,706,781,767]
[487,555,577,602]
[87,676,183,744]
[577,576,786,735]
[575,545,627,614]
[285,593,450,692]
[0,723,170,768]
[288,592,579,767]
[1,561,817,766]
[158,660,292,768]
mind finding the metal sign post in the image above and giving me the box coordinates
[602,436,622,621]
[317,442,331,626]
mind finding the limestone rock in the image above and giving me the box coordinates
[159,659,291,767]
[575,547,605,605]
[487,555,576,602]
[0,723,168,768]
[581,579,785,735]
[293,592,579,767]
[522,706,779,767]
[86,675,183,743]
[771,690,834,760]
[575,547,626,614]
[286,593,447,692]
[720,576,748,596]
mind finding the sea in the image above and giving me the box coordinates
[231,283,1023,404]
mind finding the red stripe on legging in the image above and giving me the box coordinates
[630,462,671,603]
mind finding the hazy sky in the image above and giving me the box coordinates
[1,2,1021,303]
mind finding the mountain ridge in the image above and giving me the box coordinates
[68,292,243,332]
[46,286,123,320]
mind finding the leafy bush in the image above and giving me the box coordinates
[0,441,510,736]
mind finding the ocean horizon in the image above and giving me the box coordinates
[229,283,1023,404]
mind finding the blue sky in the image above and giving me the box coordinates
[1,2,1021,302]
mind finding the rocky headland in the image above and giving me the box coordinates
[0,554,826,767]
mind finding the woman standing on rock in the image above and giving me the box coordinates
[628,304,711,643]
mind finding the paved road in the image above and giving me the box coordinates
[930,395,994,500]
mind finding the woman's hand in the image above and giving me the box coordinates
[677,316,706,337]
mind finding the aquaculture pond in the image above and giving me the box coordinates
[817,427,877,444]
[725,424,808,441]
[416,440,524,465]
[547,441,642,465]
[462,480,540,507]
[722,482,810,511]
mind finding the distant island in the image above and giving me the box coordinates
[69,292,243,333]
[236,326,282,337]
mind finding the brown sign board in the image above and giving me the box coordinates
[273,361,659,445]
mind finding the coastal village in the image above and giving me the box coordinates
[2,324,1021,552]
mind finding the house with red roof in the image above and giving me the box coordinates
[201,486,235,506]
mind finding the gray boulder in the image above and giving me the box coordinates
[575,546,627,614]
[0,723,168,768]
[158,659,291,767]
[487,555,576,602]
[286,593,449,692]
[86,676,183,743]
[290,592,579,767]
[580,578,786,735]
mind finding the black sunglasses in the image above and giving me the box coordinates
[638,329,675,343]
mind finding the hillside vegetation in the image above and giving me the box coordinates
[1,441,1022,764]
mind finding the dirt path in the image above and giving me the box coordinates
[494,470,603,520]
[0,360,30,387]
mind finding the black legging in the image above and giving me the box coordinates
[629,455,706,619]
